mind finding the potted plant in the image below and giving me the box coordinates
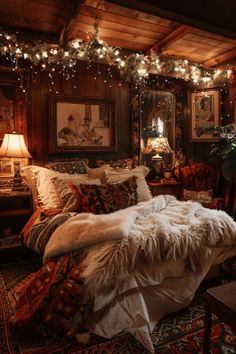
[197,124,236,180]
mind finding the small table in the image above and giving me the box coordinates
[203,281,236,353]
[147,179,182,199]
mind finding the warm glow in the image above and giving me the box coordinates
[157,118,164,136]
[145,137,173,155]
[0,133,31,158]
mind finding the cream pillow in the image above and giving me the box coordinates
[22,165,60,209]
[84,163,112,180]
[52,176,101,212]
[22,165,94,209]
[103,166,152,202]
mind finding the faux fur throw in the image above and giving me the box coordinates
[44,195,171,262]
[44,195,236,293]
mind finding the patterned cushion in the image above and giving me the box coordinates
[45,159,89,174]
[52,176,101,212]
[183,189,213,203]
[70,176,138,214]
[96,158,136,170]
[103,166,152,202]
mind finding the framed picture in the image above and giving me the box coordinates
[191,89,220,141]
[49,96,117,153]
[0,83,16,139]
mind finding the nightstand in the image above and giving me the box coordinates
[147,179,182,199]
[0,189,33,262]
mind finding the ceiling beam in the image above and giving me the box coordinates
[147,24,191,55]
[203,48,236,68]
[59,0,86,44]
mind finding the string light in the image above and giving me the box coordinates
[0,28,234,89]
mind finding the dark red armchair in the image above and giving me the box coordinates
[179,163,225,210]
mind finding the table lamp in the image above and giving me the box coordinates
[144,136,173,178]
[0,132,31,191]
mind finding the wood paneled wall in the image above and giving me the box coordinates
[183,82,235,166]
[1,63,235,168]
[28,61,131,166]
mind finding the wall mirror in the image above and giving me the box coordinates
[140,89,175,177]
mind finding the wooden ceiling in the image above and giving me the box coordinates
[0,0,236,68]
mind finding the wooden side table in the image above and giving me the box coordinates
[203,281,236,353]
[147,179,182,199]
[0,189,34,262]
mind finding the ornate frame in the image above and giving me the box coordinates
[130,80,185,164]
[190,88,220,141]
[49,95,117,153]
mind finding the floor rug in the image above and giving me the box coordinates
[0,260,236,354]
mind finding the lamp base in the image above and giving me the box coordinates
[152,157,164,180]
[12,176,25,191]
[12,160,25,191]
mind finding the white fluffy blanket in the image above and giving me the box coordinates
[44,195,236,292]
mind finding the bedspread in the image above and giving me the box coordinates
[13,195,236,352]
[43,195,236,292]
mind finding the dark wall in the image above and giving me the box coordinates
[0,64,235,169]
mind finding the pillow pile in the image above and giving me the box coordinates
[22,165,100,210]
[22,163,151,214]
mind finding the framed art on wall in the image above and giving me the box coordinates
[191,89,220,141]
[49,96,117,153]
[0,83,15,139]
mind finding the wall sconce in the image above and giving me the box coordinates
[0,132,31,191]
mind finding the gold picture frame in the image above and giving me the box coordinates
[190,88,220,141]
[49,95,117,153]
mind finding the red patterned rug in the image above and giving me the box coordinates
[0,260,236,354]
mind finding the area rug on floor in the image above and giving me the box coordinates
[0,260,236,354]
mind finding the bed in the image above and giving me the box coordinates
[8,159,236,353]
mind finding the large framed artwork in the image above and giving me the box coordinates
[191,89,220,141]
[49,96,116,153]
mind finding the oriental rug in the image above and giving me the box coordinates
[0,260,236,354]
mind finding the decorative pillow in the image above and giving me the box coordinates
[183,189,213,203]
[103,166,152,202]
[45,159,89,174]
[83,162,112,180]
[52,176,101,212]
[96,158,136,170]
[70,176,138,214]
[22,165,93,209]
[22,166,40,210]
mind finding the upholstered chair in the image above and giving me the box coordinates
[179,163,225,210]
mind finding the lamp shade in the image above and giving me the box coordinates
[0,133,31,158]
[144,137,173,154]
